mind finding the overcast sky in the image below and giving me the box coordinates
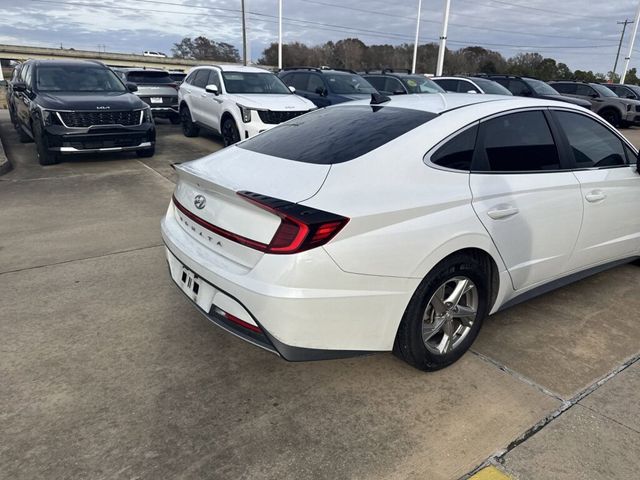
[1,0,639,73]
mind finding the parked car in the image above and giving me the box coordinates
[432,76,512,95]
[161,94,640,371]
[487,75,592,109]
[6,62,24,125]
[168,71,187,84]
[178,65,316,146]
[9,59,155,165]
[603,83,640,100]
[549,80,640,127]
[113,68,180,124]
[361,69,444,95]
[278,67,378,107]
[143,51,167,58]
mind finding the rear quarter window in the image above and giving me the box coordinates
[238,106,436,164]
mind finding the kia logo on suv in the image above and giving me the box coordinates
[96,106,111,110]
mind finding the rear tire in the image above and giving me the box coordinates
[33,121,59,165]
[394,253,489,371]
[136,145,155,158]
[180,105,200,137]
[600,109,621,128]
[221,117,240,147]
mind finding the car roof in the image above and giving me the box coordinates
[193,65,270,74]
[29,59,106,68]
[334,93,585,115]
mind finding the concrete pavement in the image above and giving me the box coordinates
[1,109,640,479]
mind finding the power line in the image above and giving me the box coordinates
[456,0,615,22]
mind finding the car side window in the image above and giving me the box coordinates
[207,70,221,90]
[191,69,210,89]
[22,64,33,88]
[506,79,530,96]
[307,74,325,94]
[430,125,478,171]
[457,80,479,93]
[184,71,196,85]
[476,111,561,172]
[282,73,309,91]
[553,83,576,95]
[575,84,596,97]
[435,79,458,92]
[365,76,385,91]
[553,111,628,169]
[385,77,405,94]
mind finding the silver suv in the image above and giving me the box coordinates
[549,81,640,128]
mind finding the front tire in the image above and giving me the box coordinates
[180,105,200,137]
[394,253,489,371]
[600,109,621,128]
[33,122,59,165]
[221,117,240,146]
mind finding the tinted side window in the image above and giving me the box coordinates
[575,84,596,97]
[184,71,196,85]
[192,69,210,88]
[365,76,385,91]
[282,73,309,91]
[457,80,480,93]
[553,83,576,95]
[507,79,530,96]
[477,111,560,172]
[385,77,405,93]
[307,74,325,93]
[22,64,33,88]
[554,111,627,168]
[435,79,458,92]
[207,70,221,89]
[431,125,478,171]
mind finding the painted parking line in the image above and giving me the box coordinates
[468,465,512,480]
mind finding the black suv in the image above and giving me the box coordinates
[278,67,378,107]
[487,75,592,109]
[8,59,155,165]
[360,69,444,95]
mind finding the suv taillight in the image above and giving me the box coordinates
[238,191,349,254]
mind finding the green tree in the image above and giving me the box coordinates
[172,36,240,62]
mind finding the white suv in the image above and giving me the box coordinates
[178,65,316,145]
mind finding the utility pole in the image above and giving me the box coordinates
[241,0,248,65]
[622,1,640,84]
[411,0,422,74]
[613,19,632,80]
[278,0,283,69]
[436,0,451,76]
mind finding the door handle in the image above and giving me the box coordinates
[585,190,606,203]
[487,206,519,220]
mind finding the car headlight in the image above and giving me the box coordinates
[142,107,153,123]
[627,104,633,112]
[237,104,253,123]
[40,109,57,126]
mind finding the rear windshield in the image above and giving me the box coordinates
[238,105,436,164]
[126,71,173,84]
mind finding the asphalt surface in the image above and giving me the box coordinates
[1,110,639,480]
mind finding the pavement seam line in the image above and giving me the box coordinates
[0,244,164,276]
[578,403,640,435]
[469,349,564,401]
[460,353,640,480]
[135,158,176,185]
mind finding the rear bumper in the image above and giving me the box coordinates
[161,201,417,360]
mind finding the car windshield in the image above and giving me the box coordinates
[592,83,617,97]
[36,65,127,93]
[125,71,173,84]
[471,78,512,95]
[325,73,377,94]
[525,78,560,96]
[402,76,445,94]
[222,72,291,94]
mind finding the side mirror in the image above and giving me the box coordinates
[205,84,219,95]
[12,82,27,92]
[288,85,296,93]
[393,89,407,95]
[626,94,636,99]
[521,89,533,97]
[126,82,138,92]
[589,92,599,98]
[315,87,327,96]
[466,90,478,94]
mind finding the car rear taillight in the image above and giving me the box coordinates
[238,191,349,254]
[170,83,179,91]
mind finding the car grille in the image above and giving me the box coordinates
[58,110,142,128]
[257,110,309,125]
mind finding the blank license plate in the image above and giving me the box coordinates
[150,97,163,104]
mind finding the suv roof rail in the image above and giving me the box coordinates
[282,66,321,72]
[381,68,412,74]
[325,67,359,74]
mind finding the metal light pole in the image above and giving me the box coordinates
[278,0,283,69]
[436,0,451,76]
[241,0,248,65]
[621,1,640,84]
[411,0,422,74]
[613,19,632,80]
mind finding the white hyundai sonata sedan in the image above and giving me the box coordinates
[161,93,640,371]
